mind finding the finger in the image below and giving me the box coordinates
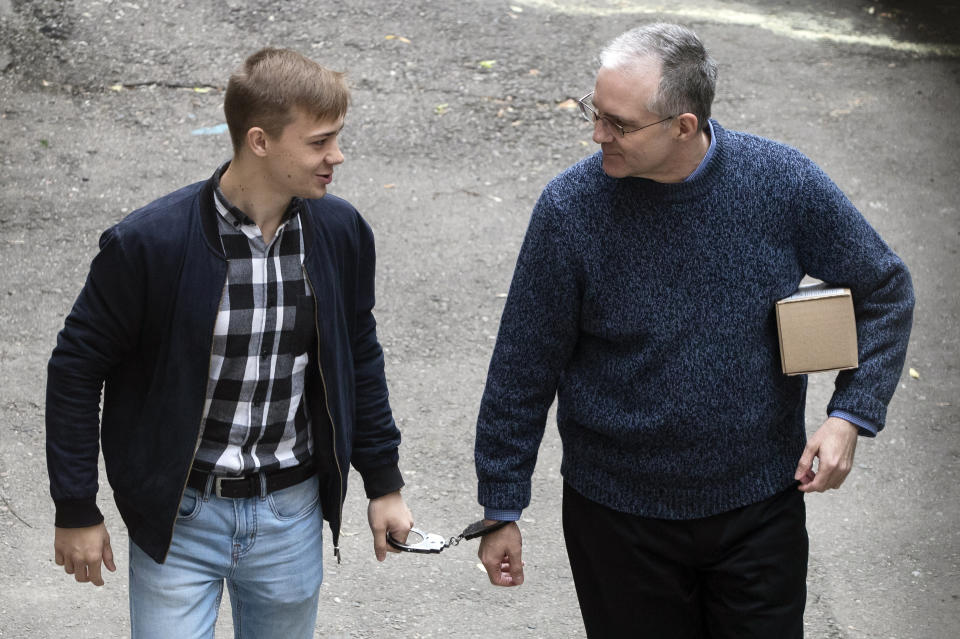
[55,550,65,567]
[798,469,830,493]
[796,468,816,488]
[390,524,411,545]
[794,442,817,481]
[103,542,117,573]
[507,550,524,586]
[87,560,104,587]
[63,556,76,575]
[72,558,89,583]
[480,552,505,585]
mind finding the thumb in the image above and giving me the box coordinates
[794,441,816,480]
[102,540,117,572]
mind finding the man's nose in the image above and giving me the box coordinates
[593,119,613,144]
[328,139,345,165]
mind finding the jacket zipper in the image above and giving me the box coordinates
[161,274,228,563]
[303,265,345,564]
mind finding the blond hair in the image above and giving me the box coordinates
[224,48,349,153]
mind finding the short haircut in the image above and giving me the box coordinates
[224,48,349,153]
[600,23,718,131]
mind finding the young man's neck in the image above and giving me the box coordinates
[219,157,290,242]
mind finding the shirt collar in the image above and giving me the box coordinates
[212,161,301,230]
[683,119,716,183]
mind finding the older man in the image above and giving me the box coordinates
[474,23,913,637]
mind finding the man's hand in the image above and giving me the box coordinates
[367,490,414,562]
[795,416,859,493]
[478,520,524,587]
[54,522,116,587]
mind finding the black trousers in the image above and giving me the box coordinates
[562,482,808,639]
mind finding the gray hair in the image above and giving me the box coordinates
[599,23,718,131]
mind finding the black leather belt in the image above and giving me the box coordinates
[188,464,316,499]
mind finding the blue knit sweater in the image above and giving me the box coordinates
[475,121,914,519]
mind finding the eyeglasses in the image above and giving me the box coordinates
[577,92,674,137]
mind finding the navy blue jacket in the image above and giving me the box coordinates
[46,172,403,563]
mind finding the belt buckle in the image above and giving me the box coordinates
[214,476,228,498]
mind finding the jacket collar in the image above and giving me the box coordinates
[198,163,316,258]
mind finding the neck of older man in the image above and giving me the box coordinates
[658,122,711,184]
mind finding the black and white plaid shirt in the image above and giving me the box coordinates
[194,167,315,475]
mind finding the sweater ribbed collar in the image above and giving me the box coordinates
[613,119,728,203]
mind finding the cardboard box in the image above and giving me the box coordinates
[776,283,858,375]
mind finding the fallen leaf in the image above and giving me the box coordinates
[528,69,540,76]
[193,87,211,94]
[435,103,449,115]
[479,60,497,69]
[109,84,124,92]
[383,183,396,189]
[909,368,920,379]
[510,5,523,12]
[556,98,578,110]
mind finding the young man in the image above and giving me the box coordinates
[474,24,914,637]
[46,48,413,638]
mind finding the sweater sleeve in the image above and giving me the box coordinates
[795,160,915,432]
[475,189,582,511]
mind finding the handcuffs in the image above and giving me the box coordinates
[387,519,511,554]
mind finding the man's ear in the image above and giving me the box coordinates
[245,127,269,157]
[675,113,700,139]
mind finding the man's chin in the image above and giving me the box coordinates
[601,157,627,179]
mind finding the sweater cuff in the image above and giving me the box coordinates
[829,410,878,437]
[361,463,405,500]
[827,389,888,432]
[484,508,522,522]
[54,498,105,528]
[477,480,532,512]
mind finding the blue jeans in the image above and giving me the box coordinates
[129,474,324,639]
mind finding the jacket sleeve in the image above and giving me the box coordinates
[46,225,144,526]
[795,160,915,432]
[475,191,582,511]
[349,215,404,499]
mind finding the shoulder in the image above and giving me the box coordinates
[543,152,610,202]
[714,122,813,170]
[102,180,206,252]
[301,192,369,237]
[535,152,614,227]
[712,121,823,190]
[299,193,378,260]
[302,192,360,223]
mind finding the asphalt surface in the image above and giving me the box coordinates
[1,0,958,637]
